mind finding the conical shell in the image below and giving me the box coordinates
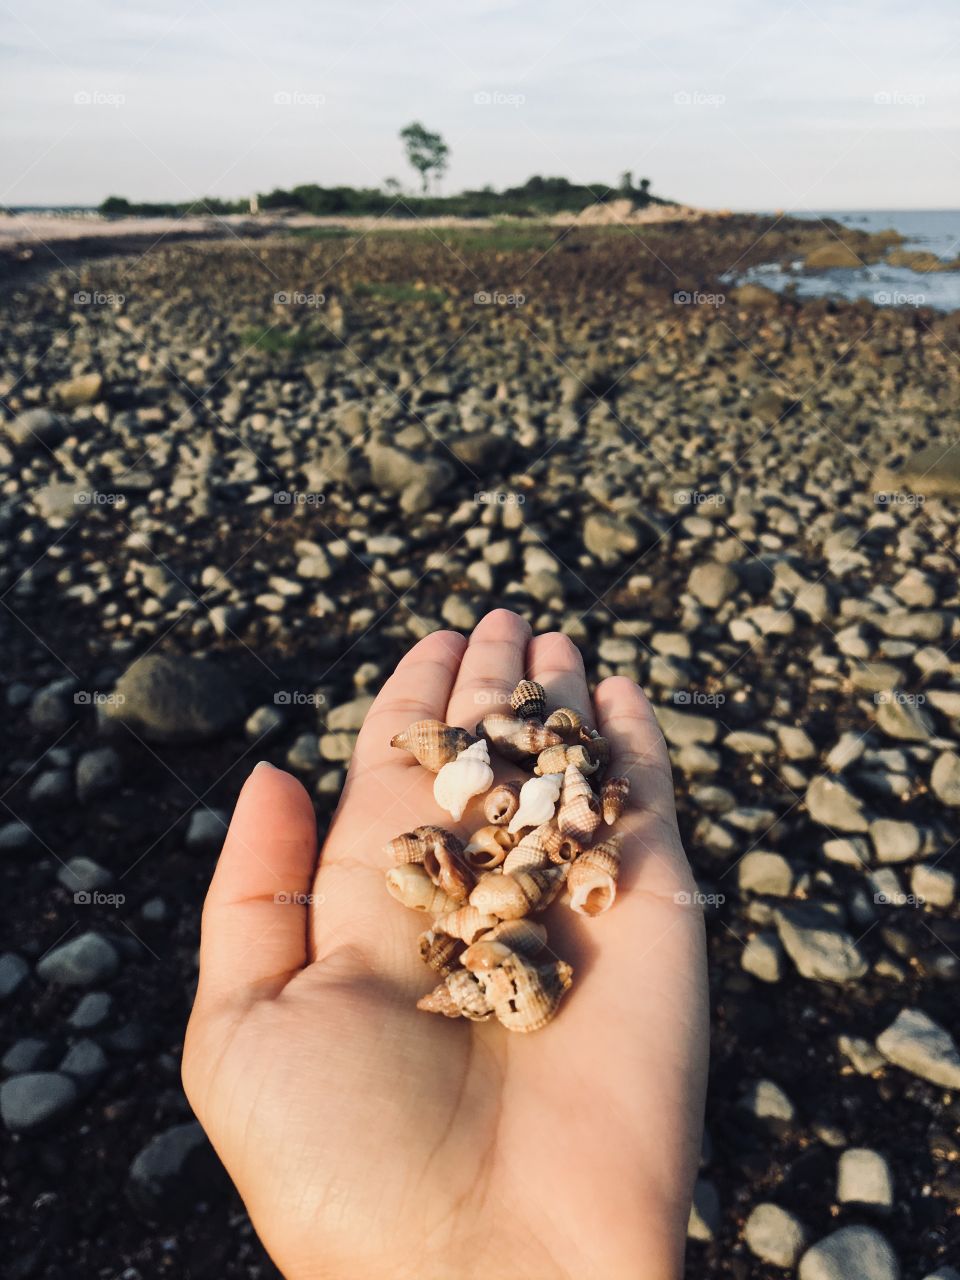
[544,707,584,739]
[432,905,499,944]
[581,729,611,773]
[567,835,622,917]
[480,953,573,1033]
[483,780,523,826]
[502,823,553,874]
[463,824,517,871]
[476,713,562,765]
[557,763,602,844]
[420,828,473,904]
[384,824,458,865]
[534,743,597,777]
[461,918,549,972]
[433,739,494,822]
[390,719,476,772]
[417,969,494,1021]
[385,864,461,915]
[468,864,567,920]
[601,775,630,825]
[507,772,563,834]
[510,679,546,720]
[417,929,464,976]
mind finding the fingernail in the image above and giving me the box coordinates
[253,760,277,773]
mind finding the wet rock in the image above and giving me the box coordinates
[876,1008,960,1088]
[37,932,120,987]
[106,654,245,743]
[58,1038,108,1089]
[67,992,114,1030]
[1,1072,79,1133]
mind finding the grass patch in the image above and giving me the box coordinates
[240,326,319,355]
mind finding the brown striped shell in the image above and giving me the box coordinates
[476,712,562,765]
[390,719,476,772]
[581,728,611,773]
[385,824,459,865]
[482,780,523,826]
[557,762,602,845]
[480,953,574,1032]
[432,905,500,944]
[510,679,547,720]
[567,835,623,917]
[460,919,549,972]
[534,742,598,777]
[417,969,494,1021]
[468,864,567,920]
[544,707,584,739]
[417,929,464,976]
[384,864,461,916]
[502,823,553,874]
[601,775,630,825]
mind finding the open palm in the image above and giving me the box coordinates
[183,610,709,1280]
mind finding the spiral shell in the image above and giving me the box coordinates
[433,905,499,944]
[557,762,602,845]
[461,919,549,972]
[483,780,523,826]
[390,719,476,772]
[417,929,464,976]
[433,739,494,822]
[581,729,611,773]
[544,707,584,739]
[385,824,459,865]
[463,824,517,871]
[567,835,622,917]
[420,828,473,904]
[510,679,546,720]
[534,743,598,777]
[476,713,562,765]
[385,864,461,916]
[417,969,494,1021]
[601,775,630,825]
[541,824,583,865]
[469,864,567,920]
[480,953,574,1033]
[507,772,563,834]
[502,823,553,874]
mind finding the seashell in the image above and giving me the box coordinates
[540,824,582,865]
[385,864,461,916]
[417,969,494,1021]
[417,929,464,976]
[384,823,458,865]
[510,679,546,720]
[581,728,611,773]
[507,772,563,834]
[433,740,494,822]
[432,905,500,944]
[502,823,553,874]
[483,780,523,826]
[463,824,517,871]
[544,707,584,739]
[557,762,602,845]
[390,719,476,772]
[419,827,473,904]
[534,743,598,777]
[479,952,573,1033]
[476,712,562,765]
[469,864,567,920]
[461,919,549,971]
[601,775,630,825]
[567,835,623,917]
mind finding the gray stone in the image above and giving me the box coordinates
[874,692,934,741]
[655,705,718,747]
[287,733,320,771]
[5,407,64,449]
[57,857,113,893]
[930,751,960,806]
[688,561,738,609]
[739,851,793,897]
[876,1008,960,1088]
[105,654,245,743]
[742,932,783,983]
[245,704,286,741]
[740,1078,795,1122]
[838,1035,885,1075]
[127,1120,224,1221]
[805,776,868,833]
[0,821,34,852]
[68,992,113,1030]
[777,725,817,761]
[75,747,123,802]
[825,731,866,773]
[798,1225,899,1280]
[185,808,228,852]
[37,932,119,987]
[870,819,922,864]
[1,1038,54,1075]
[775,904,868,983]
[583,512,639,564]
[744,1202,807,1268]
[0,952,29,1001]
[58,1038,108,1086]
[1,1072,78,1132]
[837,1148,894,1211]
[910,864,955,908]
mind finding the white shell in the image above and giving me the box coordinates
[433,739,494,822]
[507,772,563,834]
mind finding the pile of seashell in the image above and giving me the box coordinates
[384,679,629,1033]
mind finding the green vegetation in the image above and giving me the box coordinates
[240,326,319,355]
[400,122,450,194]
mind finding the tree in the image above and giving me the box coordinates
[637,177,651,206]
[383,177,402,195]
[400,122,449,194]
[619,170,633,193]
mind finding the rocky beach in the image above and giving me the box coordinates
[1,214,959,1279]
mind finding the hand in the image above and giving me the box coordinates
[183,610,709,1280]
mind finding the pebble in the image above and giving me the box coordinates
[910,863,956,908]
[805,776,868,832]
[775,903,868,983]
[687,1177,720,1241]
[244,704,286,741]
[185,808,229,852]
[105,654,246,743]
[127,1121,225,1222]
[837,1147,894,1212]
[1,1038,54,1075]
[744,1202,807,1268]
[798,1225,899,1280]
[837,1035,885,1075]
[777,725,817,761]
[873,692,933,742]
[58,1038,109,1089]
[741,932,784,983]
[869,819,921,863]
[57,857,113,893]
[0,1072,79,1132]
[319,732,356,762]
[740,1078,795,1123]
[36,932,120,987]
[326,696,375,731]
[75,746,123,802]
[876,1007,960,1088]
[0,952,29,1001]
[0,820,34,851]
[68,991,114,1030]
[688,561,738,609]
[930,751,960,806]
[738,851,793,897]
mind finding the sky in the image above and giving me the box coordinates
[2,0,959,209]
